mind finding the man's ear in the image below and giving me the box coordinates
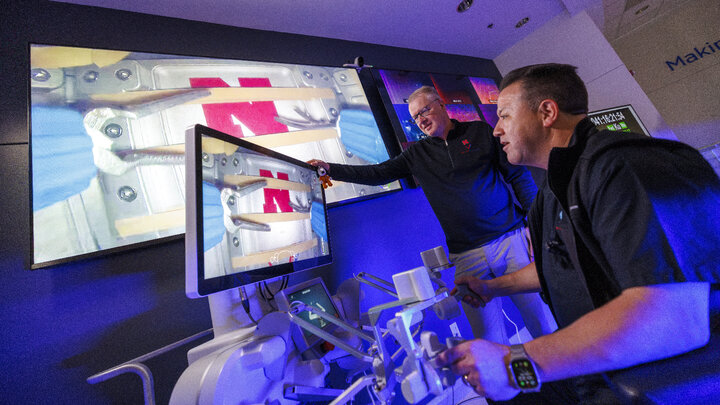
[538,99,559,128]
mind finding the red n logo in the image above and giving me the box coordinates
[259,170,292,213]
[189,77,288,137]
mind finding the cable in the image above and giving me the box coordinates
[363,370,378,405]
[254,281,277,313]
[502,308,521,344]
[456,395,483,405]
[262,281,274,300]
[246,307,258,324]
[257,279,282,310]
[239,286,258,325]
[257,281,269,302]
[259,276,288,309]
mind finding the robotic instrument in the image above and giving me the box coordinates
[170,246,473,405]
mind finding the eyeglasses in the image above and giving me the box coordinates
[412,99,441,123]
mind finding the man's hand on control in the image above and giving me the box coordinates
[451,275,494,308]
[436,339,520,400]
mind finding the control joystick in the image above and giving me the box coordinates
[453,283,486,307]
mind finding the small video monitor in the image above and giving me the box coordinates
[185,124,331,298]
[276,277,343,353]
[587,104,650,136]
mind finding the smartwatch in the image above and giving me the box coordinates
[507,344,541,392]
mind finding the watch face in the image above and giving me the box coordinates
[510,359,539,389]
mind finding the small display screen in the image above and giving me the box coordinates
[190,125,332,295]
[587,105,650,136]
[287,282,340,338]
[510,359,539,389]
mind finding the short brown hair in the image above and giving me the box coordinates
[499,63,588,115]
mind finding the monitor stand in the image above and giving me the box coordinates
[170,286,306,405]
[186,287,258,364]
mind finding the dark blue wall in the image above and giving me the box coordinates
[0,1,501,403]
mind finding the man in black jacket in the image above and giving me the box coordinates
[309,86,557,344]
[438,63,720,403]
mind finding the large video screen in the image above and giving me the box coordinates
[372,69,500,150]
[185,125,331,297]
[29,44,400,268]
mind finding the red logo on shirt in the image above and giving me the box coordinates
[462,139,471,151]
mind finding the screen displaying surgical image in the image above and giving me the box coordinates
[196,131,330,285]
[373,69,499,151]
[30,44,399,267]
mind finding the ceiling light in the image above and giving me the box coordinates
[457,0,473,13]
[515,17,530,28]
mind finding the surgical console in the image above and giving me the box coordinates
[170,124,472,405]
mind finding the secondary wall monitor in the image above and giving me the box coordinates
[372,68,501,151]
[587,104,650,136]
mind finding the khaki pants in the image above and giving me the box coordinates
[451,227,557,343]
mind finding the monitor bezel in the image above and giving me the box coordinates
[186,124,332,298]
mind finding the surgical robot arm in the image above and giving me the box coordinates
[287,247,464,404]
